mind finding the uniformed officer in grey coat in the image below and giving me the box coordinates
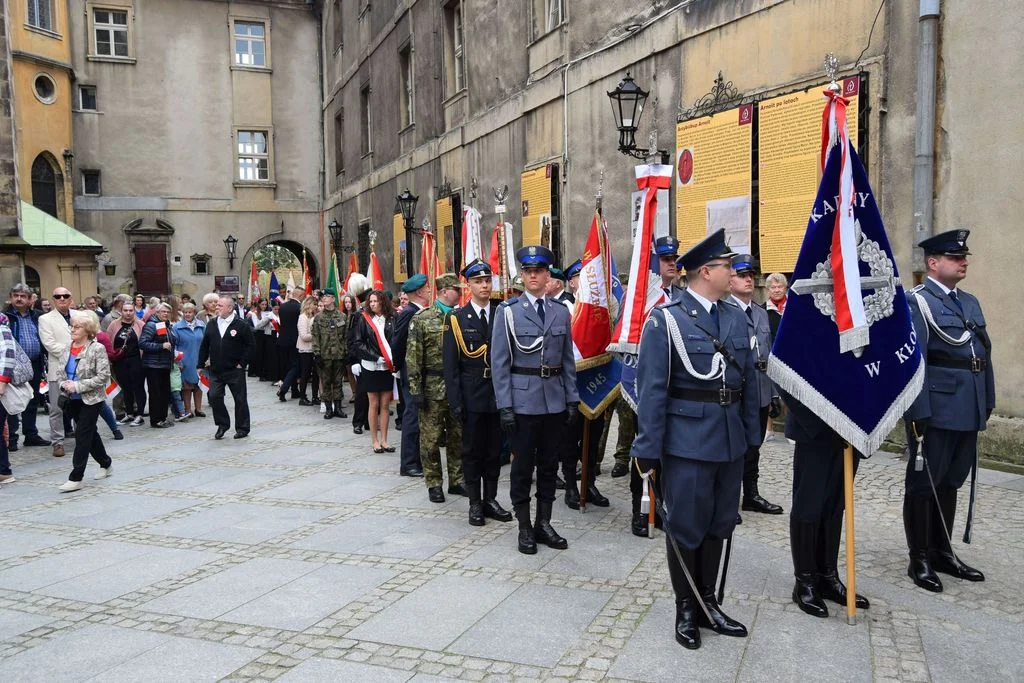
[654,235,685,302]
[904,229,992,592]
[491,245,579,555]
[631,229,760,650]
[725,254,783,517]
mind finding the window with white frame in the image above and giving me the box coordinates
[27,0,54,32]
[94,9,129,57]
[234,21,266,67]
[237,130,270,182]
[546,0,562,32]
[446,2,465,94]
[79,85,97,111]
[399,45,414,129]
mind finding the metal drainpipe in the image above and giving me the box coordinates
[912,0,940,274]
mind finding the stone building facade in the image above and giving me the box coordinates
[320,0,1023,440]
[70,0,323,299]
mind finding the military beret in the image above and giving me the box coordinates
[320,288,336,297]
[550,267,567,282]
[516,244,554,268]
[401,273,428,293]
[919,229,971,256]
[678,229,736,272]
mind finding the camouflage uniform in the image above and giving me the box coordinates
[612,394,636,467]
[311,307,348,401]
[407,302,463,489]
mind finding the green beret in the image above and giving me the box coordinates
[401,273,428,293]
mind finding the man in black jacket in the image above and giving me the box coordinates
[198,295,256,439]
[392,274,429,477]
[276,289,303,401]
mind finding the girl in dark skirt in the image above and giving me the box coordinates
[247,299,270,379]
[351,291,395,452]
[261,301,281,383]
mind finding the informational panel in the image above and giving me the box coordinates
[675,104,753,252]
[434,197,456,273]
[521,165,553,247]
[758,76,860,272]
[392,213,407,283]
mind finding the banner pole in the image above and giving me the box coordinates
[843,443,857,625]
[579,417,590,513]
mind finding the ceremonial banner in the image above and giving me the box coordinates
[675,105,753,252]
[325,250,339,294]
[302,251,313,294]
[345,253,358,285]
[768,89,922,456]
[419,230,442,300]
[488,220,518,299]
[759,77,861,273]
[246,259,260,304]
[459,205,484,305]
[393,213,407,283]
[285,273,296,294]
[609,164,673,409]
[571,211,620,417]
[269,272,280,300]
[366,252,384,291]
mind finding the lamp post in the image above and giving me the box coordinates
[327,219,343,253]
[223,234,238,270]
[607,72,669,163]
[396,188,418,278]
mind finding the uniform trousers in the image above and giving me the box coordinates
[462,411,501,501]
[661,454,743,551]
[791,441,860,524]
[317,359,346,401]
[905,427,976,497]
[561,413,606,488]
[419,399,463,488]
[398,373,420,471]
[742,407,771,489]
[509,412,566,508]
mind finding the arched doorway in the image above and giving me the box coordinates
[31,154,60,219]
[24,266,41,300]
[243,238,319,293]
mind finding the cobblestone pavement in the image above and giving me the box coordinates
[0,381,1021,681]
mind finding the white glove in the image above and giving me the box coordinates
[351,363,361,377]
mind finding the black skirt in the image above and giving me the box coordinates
[361,368,394,394]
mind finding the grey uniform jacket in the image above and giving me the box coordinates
[630,290,760,463]
[725,295,775,408]
[490,295,578,415]
[905,279,995,432]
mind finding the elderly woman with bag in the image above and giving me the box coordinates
[56,312,114,492]
[0,312,35,484]
[139,302,177,428]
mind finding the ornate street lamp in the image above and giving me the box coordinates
[223,234,238,269]
[328,219,343,250]
[396,188,418,277]
[607,72,669,162]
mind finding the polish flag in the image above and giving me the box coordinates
[198,372,211,394]
[154,321,168,337]
[105,380,121,399]
[419,231,442,301]
[571,211,614,360]
[367,252,384,291]
[39,379,48,395]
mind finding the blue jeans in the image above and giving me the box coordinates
[172,391,186,417]
[99,402,120,435]
[5,355,43,446]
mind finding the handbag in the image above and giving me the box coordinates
[10,338,33,385]
[0,381,32,414]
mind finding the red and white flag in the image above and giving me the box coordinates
[488,221,518,299]
[247,259,260,305]
[270,317,281,333]
[39,379,48,395]
[105,380,121,399]
[154,321,168,337]
[198,371,210,394]
[174,350,184,363]
[571,211,614,361]
[459,205,483,305]
[608,164,673,354]
[419,231,442,300]
[367,252,384,291]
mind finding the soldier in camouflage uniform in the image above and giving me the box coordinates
[311,288,348,420]
[407,273,465,503]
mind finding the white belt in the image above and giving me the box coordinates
[361,359,387,371]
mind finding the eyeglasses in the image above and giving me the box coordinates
[53,293,72,299]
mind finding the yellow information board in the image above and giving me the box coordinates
[675,104,753,252]
[435,197,456,273]
[393,213,407,283]
[521,165,553,247]
[758,77,860,273]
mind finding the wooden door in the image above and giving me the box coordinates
[133,243,168,295]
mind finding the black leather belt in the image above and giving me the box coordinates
[512,365,562,378]
[462,366,491,379]
[670,387,743,406]
[755,359,768,372]
[928,355,987,373]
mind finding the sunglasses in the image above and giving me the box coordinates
[52,294,72,300]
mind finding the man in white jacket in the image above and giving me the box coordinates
[38,287,84,457]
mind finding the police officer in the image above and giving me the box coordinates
[654,235,685,302]
[310,288,348,420]
[491,245,578,555]
[443,259,513,526]
[631,229,759,650]
[725,254,783,517]
[408,273,465,503]
[904,229,992,592]
[565,259,582,304]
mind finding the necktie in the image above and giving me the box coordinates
[536,298,546,324]
[480,308,487,325]
[949,290,963,312]
[710,303,720,336]
[745,306,754,321]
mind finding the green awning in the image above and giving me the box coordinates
[13,201,103,249]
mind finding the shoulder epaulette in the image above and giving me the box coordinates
[910,283,926,294]
[500,297,519,307]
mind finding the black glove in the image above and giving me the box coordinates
[637,457,659,472]
[565,402,579,427]
[500,408,517,436]
[910,418,929,440]
[451,404,467,421]
[409,394,424,408]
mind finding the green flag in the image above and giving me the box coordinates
[325,249,338,292]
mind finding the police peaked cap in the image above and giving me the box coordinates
[462,258,493,279]
[565,259,583,279]
[653,235,680,257]
[516,245,554,268]
[919,229,971,256]
[731,254,757,275]
[677,229,737,272]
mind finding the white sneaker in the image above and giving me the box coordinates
[763,432,775,443]
[0,474,16,484]
[94,465,113,480]
[130,416,144,427]
[786,438,796,445]
[176,412,192,422]
[117,414,133,425]
[58,480,83,492]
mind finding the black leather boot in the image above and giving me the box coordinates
[482,480,512,522]
[930,489,985,581]
[904,495,943,592]
[534,501,568,549]
[515,503,536,554]
[665,535,700,650]
[586,482,610,507]
[468,501,485,526]
[696,538,747,636]
[817,512,869,608]
[333,403,348,419]
[564,483,581,510]
[323,401,334,419]
[741,481,783,514]
[791,519,829,617]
